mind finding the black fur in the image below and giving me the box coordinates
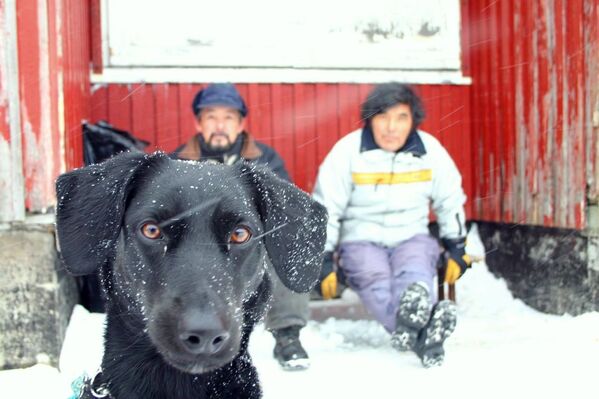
[56,152,327,398]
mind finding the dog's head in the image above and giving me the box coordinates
[55,152,327,373]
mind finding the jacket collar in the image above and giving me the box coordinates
[360,124,427,157]
[176,131,262,161]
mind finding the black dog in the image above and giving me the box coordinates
[56,152,327,398]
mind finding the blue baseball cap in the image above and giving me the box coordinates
[191,83,248,117]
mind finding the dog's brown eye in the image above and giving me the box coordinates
[230,226,251,244]
[141,222,162,239]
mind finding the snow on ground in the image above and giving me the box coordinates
[1,224,598,398]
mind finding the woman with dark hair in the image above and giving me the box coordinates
[313,82,471,367]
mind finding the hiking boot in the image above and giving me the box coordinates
[415,300,457,368]
[391,282,432,351]
[272,326,310,371]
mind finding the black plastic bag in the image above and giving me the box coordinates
[83,120,150,166]
[78,121,150,312]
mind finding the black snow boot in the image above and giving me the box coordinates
[415,300,457,368]
[391,282,432,351]
[272,326,310,371]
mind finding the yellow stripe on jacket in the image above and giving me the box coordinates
[352,169,433,185]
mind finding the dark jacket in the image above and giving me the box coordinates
[172,132,291,182]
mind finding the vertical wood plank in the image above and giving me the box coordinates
[0,0,25,220]
[489,0,502,222]
[154,84,181,152]
[90,0,102,73]
[537,0,551,226]
[246,84,261,140]
[258,84,273,147]
[512,0,527,225]
[271,84,295,182]
[337,84,362,139]
[91,84,109,122]
[500,0,515,222]
[131,83,157,151]
[62,0,91,169]
[293,84,317,192]
[177,83,198,145]
[583,0,599,209]
[566,0,585,228]
[107,84,132,132]
[315,84,339,166]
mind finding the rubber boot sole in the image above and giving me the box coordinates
[391,283,432,352]
[416,300,457,368]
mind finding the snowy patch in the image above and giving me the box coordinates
[1,224,598,398]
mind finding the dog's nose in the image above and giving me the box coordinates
[178,311,230,355]
[179,330,231,355]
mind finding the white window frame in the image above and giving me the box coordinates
[94,0,470,84]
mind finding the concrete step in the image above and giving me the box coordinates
[309,289,373,322]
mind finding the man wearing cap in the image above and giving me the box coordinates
[312,82,472,367]
[173,83,311,370]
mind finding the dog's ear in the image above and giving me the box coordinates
[238,163,328,293]
[55,151,166,275]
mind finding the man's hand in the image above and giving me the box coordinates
[442,237,472,284]
[316,251,337,300]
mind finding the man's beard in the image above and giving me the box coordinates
[206,132,232,152]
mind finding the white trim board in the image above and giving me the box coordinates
[91,68,472,85]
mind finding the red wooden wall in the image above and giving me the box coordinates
[465,0,598,229]
[88,83,474,217]
[8,0,596,231]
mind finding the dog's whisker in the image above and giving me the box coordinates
[109,308,143,320]
[158,197,222,228]
[118,329,150,352]
[250,223,290,241]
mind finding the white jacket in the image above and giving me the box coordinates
[313,128,467,252]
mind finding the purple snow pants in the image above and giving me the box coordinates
[338,234,441,333]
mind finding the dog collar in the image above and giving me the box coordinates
[71,369,113,399]
[89,369,111,398]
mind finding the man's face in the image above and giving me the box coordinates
[371,103,413,152]
[195,106,245,151]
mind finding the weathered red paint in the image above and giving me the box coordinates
[584,0,599,205]
[0,4,9,143]
[1,0,91,214]
[465,0,597,229]
[0,0,13,219]
[16,0,43,211]
[62,0,92,171]
[499,0,515,223]
[15,0,62,211]
[90,0,102,74]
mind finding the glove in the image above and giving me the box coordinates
[315,251,337,300]
[441,237,472,284]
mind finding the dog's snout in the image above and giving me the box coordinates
[178,310,230,356]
